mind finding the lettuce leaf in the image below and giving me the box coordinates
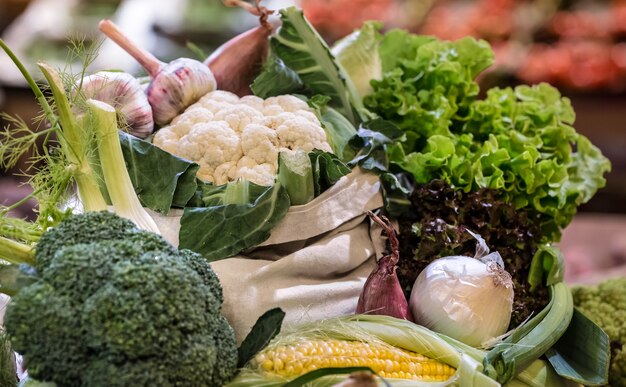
[331,21,383,100]
[365,29,610,241]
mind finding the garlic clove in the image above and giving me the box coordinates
[78,71,154,138]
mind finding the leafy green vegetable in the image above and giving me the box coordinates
[237,308,286,368]
[366,33,493,145]
[367,31,610,241]
[251,53,305,98]
[545,309,610,386]
[118,132,200,213]
[3,211,238,386]
[308,95,357,158]
[309,150,351,197]
[484,282,574,384]
[331,21,383,100]
[261,7,363,124]
[178,183,290,261]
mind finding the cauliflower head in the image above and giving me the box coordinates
[153,91,332,186]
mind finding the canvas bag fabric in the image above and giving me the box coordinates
[149,169,384,343]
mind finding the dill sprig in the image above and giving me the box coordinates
[0,36,106,230]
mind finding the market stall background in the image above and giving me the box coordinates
[0,0,625,284]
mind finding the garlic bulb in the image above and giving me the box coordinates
[146,58,216,125]
[79,71,154,138]
[98,19,216,127]
[409,233,514,347]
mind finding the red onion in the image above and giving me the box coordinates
[205,0,275,96]
[356,212,414,321]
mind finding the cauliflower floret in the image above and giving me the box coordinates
[293,109,321,125]
[195,90,239,114]
[152,128,181,155]
[262,112,296,130]
[177,121,242,180]
[200,90,239,104]
[214,105,263,133]
[262,104,285,117]
[241,124,279,166]
[213,161,238,186]
[170,107,214,130]
[238,95,265,111]
[276,118,332,153]
[264,95,309,112]
[235,159,276,187]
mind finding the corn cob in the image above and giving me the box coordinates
[251,338,456,382]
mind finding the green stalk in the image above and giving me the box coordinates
[484,282,574,384]
[0,39,55,124]
[86,99,160,233]
[0,236,35,266]
[277,150,314,205]
[37,63,107,212]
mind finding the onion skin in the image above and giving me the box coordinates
[205,25,272,97]
[356,254,414,322]
[356,212,414,322]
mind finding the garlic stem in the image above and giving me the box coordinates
[98,19,164,77]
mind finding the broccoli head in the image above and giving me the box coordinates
[4,212,238,387]
[34,211,137,271]
[572,277,626,386]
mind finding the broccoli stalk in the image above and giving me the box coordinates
[86,99,159,233]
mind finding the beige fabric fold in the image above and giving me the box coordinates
[150,169,384,343]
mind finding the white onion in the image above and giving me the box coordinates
[409,249,514,347]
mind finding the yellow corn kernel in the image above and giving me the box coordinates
[252,339,456,382]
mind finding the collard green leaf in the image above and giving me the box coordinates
[308,95,357,159]
[251,53,305,98]
[178,183,290,261]
[271,7,363,124]
[237,308,286,368]
[309,150,351,197]
[545,309,610,386]
[346,119,405,171]
[118,132,199,214]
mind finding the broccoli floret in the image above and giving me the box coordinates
[5,283,85,386]
[4,212,238,387]
[178,248,224,304]
[34,211,137,271]
[572,277,626,387]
